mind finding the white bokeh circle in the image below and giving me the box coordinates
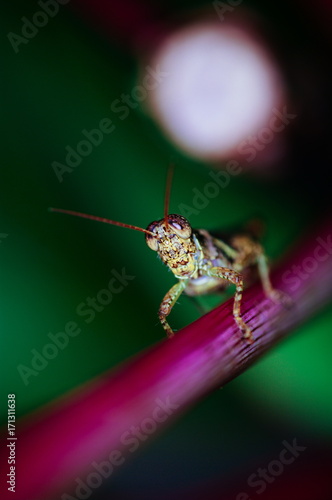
[149,23,283,159]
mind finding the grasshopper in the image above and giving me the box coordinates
[50,168,285,343]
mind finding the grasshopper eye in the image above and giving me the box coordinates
[168,215,192,239]
[145,222,159,251]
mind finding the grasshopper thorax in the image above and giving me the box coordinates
[145,214,199,279]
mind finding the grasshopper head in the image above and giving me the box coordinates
[145,214,198,278]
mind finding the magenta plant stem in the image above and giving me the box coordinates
[1,219,331,500]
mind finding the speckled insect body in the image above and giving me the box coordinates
[145,214,282,343]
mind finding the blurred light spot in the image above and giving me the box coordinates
[148,23,283,160]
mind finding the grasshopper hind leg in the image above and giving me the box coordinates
[231,235,292,309]
[256,253,292,307]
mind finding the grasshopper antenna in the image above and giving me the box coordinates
[164,163,174,228]
[48,207,155,236]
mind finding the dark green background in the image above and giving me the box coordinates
[1,1,331,498]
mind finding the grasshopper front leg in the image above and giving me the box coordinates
[207,266,254,343]
[159,280,187,338]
